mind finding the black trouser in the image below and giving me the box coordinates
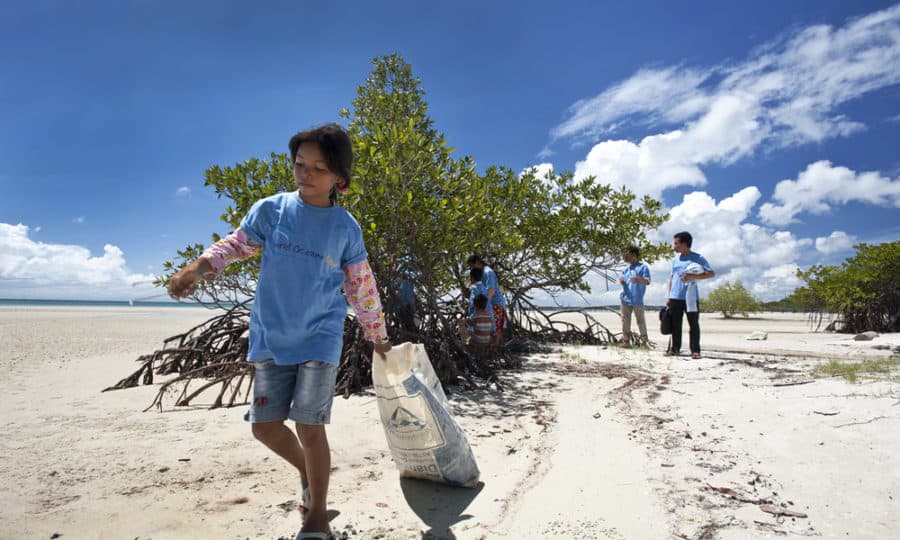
[668,299,700,354]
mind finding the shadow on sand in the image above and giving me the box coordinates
[400,478,484,539]
[449,356,563,421]
[393,356,564,538]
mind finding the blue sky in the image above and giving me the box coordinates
[1,0,898,303]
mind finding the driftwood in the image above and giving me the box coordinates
[106,304,615,410]
[103,301,253,410]
[759,504,808,518]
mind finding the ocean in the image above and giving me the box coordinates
[0,299,646,312]
[0,298,202,308]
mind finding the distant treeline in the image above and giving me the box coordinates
[534,305,661,312]
[759,298,808,312]
[535,303,806,313]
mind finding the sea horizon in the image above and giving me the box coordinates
[0,298,200,308]
[0,298,676,312]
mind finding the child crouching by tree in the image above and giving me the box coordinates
[467,293,495,346]
[167,124,390,540]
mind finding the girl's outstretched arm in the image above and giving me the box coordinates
[202,228,261,274]
[167,228,260,299]
[343,259,390,353]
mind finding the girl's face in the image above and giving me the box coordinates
[293,141,340,207]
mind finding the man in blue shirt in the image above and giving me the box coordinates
[619,246,651,347]
[666,231,715,359]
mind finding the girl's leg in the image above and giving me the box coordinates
[296,423,331,534]
[251,421,307,486]
[246,360,309,500]
[288,360,338,536]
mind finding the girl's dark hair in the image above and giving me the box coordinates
[467,253,485,266]
[474,294,489,310]
[469,267,484,283]
[289,124,353,193]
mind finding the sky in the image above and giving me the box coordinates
[1,0,898,304]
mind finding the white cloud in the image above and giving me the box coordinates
[73,216,85,224]
[520,162,567,196]
[0,222,156,300]
[552,4,900,199]
[572,93,764,199]
[756,264,805,297]
[520,163,555,179]
[759,160,900,226]
[815,230,857,254]
[176,186,191,197]
[530,5,900,308]
[550,66,712,140]
[533,188,825,306]
[537,146,554,160]
[651,189,812,301]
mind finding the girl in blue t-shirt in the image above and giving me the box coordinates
[168,124,390,540]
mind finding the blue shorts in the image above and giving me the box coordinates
[245,360,338,425]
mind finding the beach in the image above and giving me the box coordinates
[1,306,898,539]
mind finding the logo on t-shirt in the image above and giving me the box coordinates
[272,226,335,267]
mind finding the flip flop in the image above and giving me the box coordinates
[298,486,310,515]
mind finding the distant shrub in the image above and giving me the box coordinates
[704,280,760,318]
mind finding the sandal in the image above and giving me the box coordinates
[691,353,701,359]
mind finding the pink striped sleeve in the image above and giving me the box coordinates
[200,228,261,275]
[343,259,388,343]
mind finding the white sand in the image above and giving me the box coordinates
[1,306,898,539]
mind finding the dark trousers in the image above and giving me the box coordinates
[668,299,700,354]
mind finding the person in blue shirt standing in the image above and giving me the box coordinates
[619,246,651,347]
[467,254,507,345]
[666,231,715,359]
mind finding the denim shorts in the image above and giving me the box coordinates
[245,359,338,425]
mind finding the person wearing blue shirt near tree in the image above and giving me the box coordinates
[168,125,390,540]
[666,231,715,359]
[467,254,507,345]
[619,245,651,347]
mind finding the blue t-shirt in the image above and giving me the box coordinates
[240,192,367,365]
[620,262,651,306]
[669,252,713,301]
[482,266,507,308]
[399,279,415,310]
